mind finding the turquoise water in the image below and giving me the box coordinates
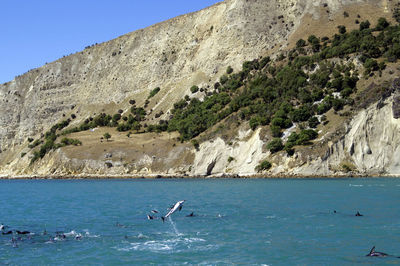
[1,178,400,265]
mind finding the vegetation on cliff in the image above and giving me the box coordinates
[28,18,400,165]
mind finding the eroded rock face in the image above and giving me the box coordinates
[392,79,400,119]
[307,94,400,175]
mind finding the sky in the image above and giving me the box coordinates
[0,0,222,84]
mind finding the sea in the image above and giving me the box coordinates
[0,178,400,265]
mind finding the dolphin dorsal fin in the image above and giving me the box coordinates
[369,246,376,254]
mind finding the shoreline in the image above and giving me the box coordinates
[1,172,399,180]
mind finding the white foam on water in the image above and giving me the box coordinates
[114,236,208,253]
[84,230,99,238]
[132,240,173,252]
[198,259,236,265]
[183,237,206,243]
[349,184,363,187]
[266,215,276,219]
[64,230,77,237]
[137,233,148,239]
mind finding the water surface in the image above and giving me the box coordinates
[0,178,399,265]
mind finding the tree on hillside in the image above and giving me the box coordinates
[103,132,111,142]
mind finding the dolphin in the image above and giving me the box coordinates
[115,222,126,227]
[186,212,195,217]
[147,215,155,220]
[365,246,400,258]
[0,224,4,231]
[16,230,30,235]
[366,246,388,257]
[162,200,185,222]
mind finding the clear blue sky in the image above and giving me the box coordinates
[0,0,221,84]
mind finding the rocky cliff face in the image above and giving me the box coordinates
[0,0,396,177]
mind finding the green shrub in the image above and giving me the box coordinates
[259,57,270,68]
[267,138,284,153]
[103,133,111,141]
[332,98,345,111]
[308,116,320,128]
[296,129,318,145]
[317,102,331,115]
[28,139,42,149]
[342,163,353,172]
[270,125,282,137]
[359,20,370,30]
[249,117,260,130]
[307,35,320,52]
[296,39,306,48]
[376,17,389,31]
[255,160,272,172]
[364,58,378,74]
[148,87,160,99]
[290,105,313,122]
[60,138,82,146]
[228,156,235,163]
[220,75,229,85]
[337,25,346,34]
[191,139,200,151]
[190,85,199,93]
[112,113,121,122]
[394,8,400,23]
[226,66,233,74]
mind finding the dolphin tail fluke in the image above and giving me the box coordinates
[161,217,165,223]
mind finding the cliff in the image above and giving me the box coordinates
[0,0,398,178]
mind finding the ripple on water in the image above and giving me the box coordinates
[115,236,210,253]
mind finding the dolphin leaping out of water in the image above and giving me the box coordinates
[162,200,185,222]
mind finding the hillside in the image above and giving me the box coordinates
[1,0,399,178]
